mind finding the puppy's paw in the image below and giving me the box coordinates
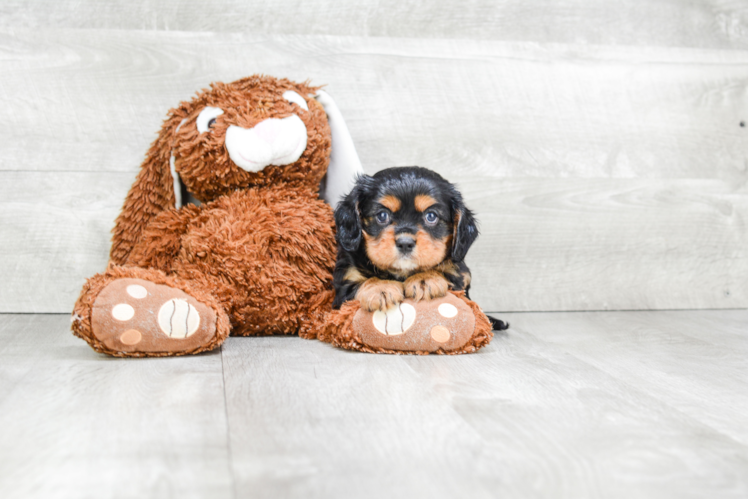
[356,278,405,312]
[403,271,449,301]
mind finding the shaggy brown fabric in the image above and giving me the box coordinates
[74,75,337,357]
[316,291,494,355]
[110,75,330,265]
[126,186,336,337]
[72,265,231,357]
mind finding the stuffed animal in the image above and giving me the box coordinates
[71,75,363,357]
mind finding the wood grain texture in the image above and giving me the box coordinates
[505,309,748,446]
[1,310,746,498]
[400,309,748,497]
[2,31,747,179]
[1,0,747,50]
[0,171,130,313]
[220,336,493,497]
[1,30,747,312]
[218,309,748,498]
[0,314,233,497]
[464,177,748,311]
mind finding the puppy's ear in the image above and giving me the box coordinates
[451,199,479,263]
[334,178,369,252]
[110,108,189,265]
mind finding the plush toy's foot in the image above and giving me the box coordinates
[72,266,230,357]
[318,291,494,355]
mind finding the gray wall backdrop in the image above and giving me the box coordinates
[1,0,746,313]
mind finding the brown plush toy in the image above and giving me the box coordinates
[71,75,364,357]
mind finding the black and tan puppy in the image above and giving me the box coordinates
[333,166,508,330]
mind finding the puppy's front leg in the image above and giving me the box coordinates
[355,278,405,312]
[403,270,449,301]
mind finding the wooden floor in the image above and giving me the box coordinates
[1,310,747,498]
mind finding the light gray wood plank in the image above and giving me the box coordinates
[401,311,748,497]
[221,311,748,498]
[465,177,748,312]
[2,30,746,312]
[0,171,131,314]
[220,336,493,498]
[1,0,746,50]
[501,309,748,446]
[2,30,747,181]
[1,310,746,498]
[1,173,745,314]
[0,314,233,498]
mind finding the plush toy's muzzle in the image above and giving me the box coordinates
[225,115,308,172]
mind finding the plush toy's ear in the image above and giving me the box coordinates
[314,91,364,209]
[109,113,186,265]
[451,202,479,263]
[334,180,366,252]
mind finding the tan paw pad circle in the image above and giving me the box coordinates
[158,299,200,338]
[111,303,135,321]
[430,325,451,343]
[120,329,142,345]
[126,284,148,299]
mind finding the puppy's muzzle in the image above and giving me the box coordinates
[396,235,416,255]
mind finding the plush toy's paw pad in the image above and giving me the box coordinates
[353,293,475,353]
[91,278,218,355]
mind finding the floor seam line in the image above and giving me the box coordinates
[220,345,238,498]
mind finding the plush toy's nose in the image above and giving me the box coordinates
[253,119,282,145]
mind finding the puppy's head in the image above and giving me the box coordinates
[335,167,478,275]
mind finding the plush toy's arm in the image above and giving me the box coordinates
[110,113,186,265]
[125,204,202,272]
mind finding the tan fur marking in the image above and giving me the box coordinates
[413,229,449,270]
[355,278,405,312]
[461,271,472,288]
[436,260,459,277]
[343,266,367,284]
[403,270,449,301]
[364,227,400,271]
[414,194,437,212]
[379,195,401,212]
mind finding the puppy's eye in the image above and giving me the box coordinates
[376,211,390,224]
[196,107,224,133]
[283,90,309,111]
[424,212,438,225]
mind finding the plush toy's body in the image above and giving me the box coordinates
[72,76,358,357]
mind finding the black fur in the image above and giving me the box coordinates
[332,167,509,331]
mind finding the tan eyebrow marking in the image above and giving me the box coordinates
[415,194,437,212]
[379,195,401,212]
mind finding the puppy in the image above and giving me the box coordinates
[333,166,508,330]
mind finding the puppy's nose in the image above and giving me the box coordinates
[396,236,416,254]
